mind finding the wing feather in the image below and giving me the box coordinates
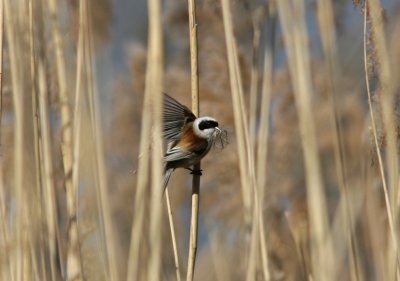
[164,146,195,162]
[163,93,196,141]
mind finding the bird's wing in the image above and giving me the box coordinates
[163,167,174,193]
[163,93,197,141]
[164,146,195,162]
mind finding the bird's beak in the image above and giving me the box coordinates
[215,127,221,133]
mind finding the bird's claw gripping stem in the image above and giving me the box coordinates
[185,168,203,176]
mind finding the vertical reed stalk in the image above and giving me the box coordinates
[28,0,41,233]
[220,0,261,279]
[186,0,200,280]
[83,1,120,280]
[277,1,335,280]
[220,0,253,228]
[126,0,164,279]
[0,0,3,137]
[147,0,164,278]
[165,189,182,281]
[47,0,70,186]
[220,0,263,280]
[126,89,152,281]
[254,4,277,280]
[363,5,388,278]
[0,161,12,281]
[47,0,83,277]
[248,11,273,277]
[316,0,360,279]
[37,62,59,281]
[0,1,11,279]
[248,8,260,151]
[364,0,399,278]
[221,0,247,217]
[126,67,153,281]
[209,232,230,281]
[4,1,28,280]
[63,1,86,279]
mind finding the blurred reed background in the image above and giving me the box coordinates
[1,0,400,280]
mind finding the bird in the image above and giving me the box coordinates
[162,93,223,192]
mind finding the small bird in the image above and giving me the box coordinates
[162,93,223,191]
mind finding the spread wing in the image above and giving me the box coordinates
[163,93,196,141]
[164,146,195,162]
[164,138,209,163]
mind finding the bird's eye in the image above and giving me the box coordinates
[199,120,218,130]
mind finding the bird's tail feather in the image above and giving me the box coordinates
[163,168,174,194]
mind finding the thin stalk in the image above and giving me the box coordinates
[126,94,152,281]
[147,0,164,277]
[220,0,250,225]
[127,0,164,279]
[30,2,51,280]
[249,9,261,152]
[209,231,230,281]
[0,158,12,281]
[29,241,40,281]
[249,14,271,278]
[47,0,71,186]
[70,63,83,281]
[4,1,26,280]
[83,1,120,280]
[220,1,261,280]
[47,0,81,277]
[285,212,311,280]
[46,0,70,179]
[186,0,200,280]
[126,77,153,281]
[277,1,335,280]
[64,0,86,279]
[47,0,84,274]
[165,190,182,281]
[220,0,259,279]
[363,2,399,278]
[254,4,277,281]
[0,0,12,280]
[315,0,360,280]
[37,62,59,281]
[0,0,3,140]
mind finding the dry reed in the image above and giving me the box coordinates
[277,1,335,281]
[186,0,200,280]
[2,0,400,281]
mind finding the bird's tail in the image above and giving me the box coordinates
[163,167,174,194]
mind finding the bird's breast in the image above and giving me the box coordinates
[179,125,208,154]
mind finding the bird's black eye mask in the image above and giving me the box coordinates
[199,120,219,130]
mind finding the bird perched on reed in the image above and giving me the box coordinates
[162,93,226,192]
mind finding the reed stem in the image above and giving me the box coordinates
[186,0,200,280]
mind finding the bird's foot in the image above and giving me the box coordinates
[185,168,203,176]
